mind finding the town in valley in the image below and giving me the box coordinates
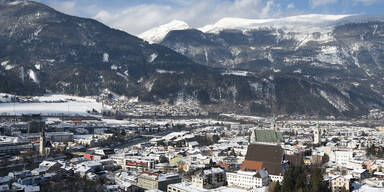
[1,0,384,191]
[0,93,383,192]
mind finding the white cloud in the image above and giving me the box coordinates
[353,0,382,5]
[49,1,76,15]
[93,0,283,35]
[310,0,337,8]
[287,3,295,9]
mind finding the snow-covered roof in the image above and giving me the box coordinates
[0,176,10,184]
[39,161,58,168]
[168,182,248,192]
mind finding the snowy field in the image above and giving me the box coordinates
[0,94,104,116]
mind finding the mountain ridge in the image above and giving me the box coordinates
[0,0,383,117]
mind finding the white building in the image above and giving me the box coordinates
[168,182,249,192]
[227,170,269,190]
[330,150,353,164]
[111,155,156,171]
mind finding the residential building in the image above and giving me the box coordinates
[168,182,248,192]
[330,150,353,164]
[137,172,181,191]
[123,156,156,171]
[191,167,226,189]
[330,176,351,192]
[83,148,114,160]
[227,169,269,190]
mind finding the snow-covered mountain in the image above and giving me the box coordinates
[139,20,190,43]
[140,14,352,43]
[1,1,383,117]
[198,14,351,33]
[158,14,384,74]
[157,14,384,116]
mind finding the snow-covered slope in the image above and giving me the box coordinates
[139,20,190,43]
[0,94,105,116]
[141,14,351,43]
[199,14,351,33]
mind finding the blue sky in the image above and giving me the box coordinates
[35,0,384,34]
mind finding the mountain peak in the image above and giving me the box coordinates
[139,20,190,43]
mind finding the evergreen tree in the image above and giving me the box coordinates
[274,181,282,192]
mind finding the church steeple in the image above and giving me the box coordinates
[313,124,321,145]
[39,124,45,156]
[250,128,256,143]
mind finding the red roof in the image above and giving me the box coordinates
[240,160,263,171]
[216,161,229,169]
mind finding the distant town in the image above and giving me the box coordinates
[0,93,383,192]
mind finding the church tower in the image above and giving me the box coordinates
[313,124,321,145]
[250,128,256,143]
[39,125,45,156]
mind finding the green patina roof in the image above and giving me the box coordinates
[254,130,283,143]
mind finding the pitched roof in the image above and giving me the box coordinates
[263,161,284,176]
[240,160,263,171]
[253,130,284,143]
[217,161,229,169]
[243,144,285,175]
[245,144,284,163]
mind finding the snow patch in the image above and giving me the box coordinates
[111,65,117,70]
[144,80,155,92]
[5,64,14,70]
[156,69,177,74]
[27,69,39,84]
[204,47,209,64]
[103,52,109,62]
[319,90,349,112]
[317,46,343,65]
[267,51,274,63]
[1,60,9,66]
[230,47,241,57]
[147,53,158,63]
[33,27,43,37]
[221,70,248,76]
[128,97,139,103]
[8,1,24,5]
[293,69,302,73]
[272,68,281,73]
[34,63,41,70]
[116,72,129,81]
[124,70,129,77]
